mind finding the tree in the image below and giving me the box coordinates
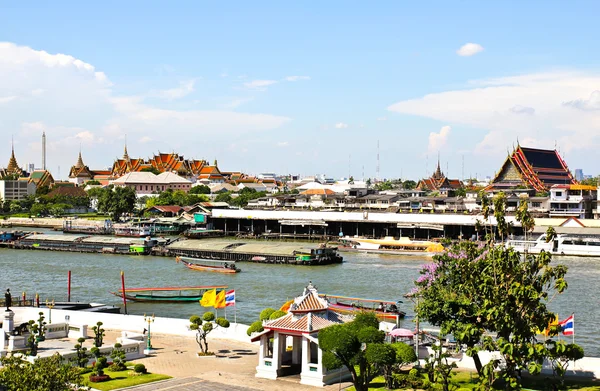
[393,341,417,369]
[110,342,127,371]
[190,184,211,194]
[214,191,232,203]
[374,181,394,191]
[35,185,50,196]
[516,198,535,241]
[402,180,417,190]
[86,180,101,186]
[96,185,136,221]
[413,202,569,389]
[544,340,584,389]
[189,312,230,355]
[0,353,85,391]
[140,166,160,175]
[259,308,276,321]
[365,343,396,389]
[455,187,467,197]
[319,312,385,391]
[72,337,89,368]
[92,321,105,347]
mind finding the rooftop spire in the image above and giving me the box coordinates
[433,154,443,178]
[75,151,85,168]
[7,138,20,173]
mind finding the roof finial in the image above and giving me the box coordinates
[123,135,130,160]
[7,136,20,173]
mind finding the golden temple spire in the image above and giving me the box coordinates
[123,135,130,160]
[7,138,20,173]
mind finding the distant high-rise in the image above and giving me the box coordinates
[42,131,46,170]
[575,168,584,182]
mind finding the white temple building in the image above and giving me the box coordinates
[251,282,352,387]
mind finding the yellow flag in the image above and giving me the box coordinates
[200,288,216,307]
[540,314,559,336]
[214,290,226,309]
[280,298,294,312]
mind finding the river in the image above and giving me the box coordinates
[0,243,598,356]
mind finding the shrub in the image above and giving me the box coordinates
[133,363,147,374]
[246,320,264,336]
[259,308,275,321]
[269,310,286,320]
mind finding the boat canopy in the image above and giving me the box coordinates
[319,294,401,305]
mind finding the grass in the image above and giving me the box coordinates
[348,370,600,390]
[81,368,171,391]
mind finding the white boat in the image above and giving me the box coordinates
[113,225,152,238]
[340,236,444,255]
[507,234,600,257]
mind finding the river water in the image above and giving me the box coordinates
[0,242,598,356]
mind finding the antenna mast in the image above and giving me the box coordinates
[42,131,46,170]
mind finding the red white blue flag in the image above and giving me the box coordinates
[559,314,574,336]
[225,289,235,307]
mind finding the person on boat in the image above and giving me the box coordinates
[377,302,384,311]
[387,303,398,313]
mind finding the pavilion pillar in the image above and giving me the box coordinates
[237,220,240,233]
[292,335,302,364]
[272,331,283,376]
[224,219,227,233]
[301,336,309,375]
[255,333,278,380]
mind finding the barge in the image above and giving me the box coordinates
[15,234,156,255]
[165,239,343,265]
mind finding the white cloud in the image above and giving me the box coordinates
[139,136,152,143]
[335,122,349,129]
[0,42,291,178]
[152,79,196,100]
[221,97,254,109]
[456,43,484,57]
[509,105,535,115]
[563,90,600,111]
[0,96,16,104]
[388,71,600,157]
[428,126,451,154]
[285,76,310,82]
[277,141,289,147]
[244,80,278,89]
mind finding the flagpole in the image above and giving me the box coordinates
[572,313,575,345]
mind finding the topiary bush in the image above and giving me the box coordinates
[269,310,286,320]
[259,308,275,321]
[133,363,147,374]
[246,320,264,336]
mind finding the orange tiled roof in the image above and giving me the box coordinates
[265,313,338,333]
[291,292,328,313]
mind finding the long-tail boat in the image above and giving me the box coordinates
[176,256,241,274]
[110,285,227,303]
[319,294,405,321]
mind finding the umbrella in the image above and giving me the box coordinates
[389,328,414,338]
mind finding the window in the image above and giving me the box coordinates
[532,202,541,208]
[555,191,562,197]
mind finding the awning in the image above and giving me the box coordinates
[279,220,328,227]
[397,223,444,231]
[250,329,274,343]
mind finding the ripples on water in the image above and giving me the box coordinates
[0,247,598,356]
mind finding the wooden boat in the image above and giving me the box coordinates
[110,285,228,303]
[319,294,405,321]
[176,256,241,274]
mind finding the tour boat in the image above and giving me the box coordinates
[176,256,241,273]
[507,234,600,257]
[110,285,228,303]
[340,236,444,255]
[113,225,152,238]
[319,294,406,321]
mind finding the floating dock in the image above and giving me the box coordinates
[165,239,343,265]
[14,234,156,255]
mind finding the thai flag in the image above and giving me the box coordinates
[225,289,235,307]
[559,314,574,336]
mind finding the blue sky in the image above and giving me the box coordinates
[1,2,600,180]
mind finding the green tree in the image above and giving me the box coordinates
[96,185,136,221]
[109,342,127,371]
[374,181,394,191]
[189,312,230,355]
[92,321,105,347]
[190,184,211,194]
[402,180,417,190]
[515,198,535,241]
[0,353,85,391]
[214,191,232,203]
[30,203,48,216]
[413,215,568,389]
[35,185,50,196]
[393,341,417,369]
[86,180,101,185]
[140,166,160,175]
[318,312,385,391]
[545,340,584,389]
[72,337,89,368]
[365,343,397,389]
[455,187,467,197]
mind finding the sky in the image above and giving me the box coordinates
[1,1,600,181]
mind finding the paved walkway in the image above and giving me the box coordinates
[104,330,353,391]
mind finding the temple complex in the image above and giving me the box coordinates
[0,144,27,179]
[486,145,576,192]
[416,160,462,196]
[110,147,224,182]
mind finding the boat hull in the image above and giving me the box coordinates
[327,302,406,321]
[110,292,204,303]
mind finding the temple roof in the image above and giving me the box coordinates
[7,145,20,173]
[75,152,85,169]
